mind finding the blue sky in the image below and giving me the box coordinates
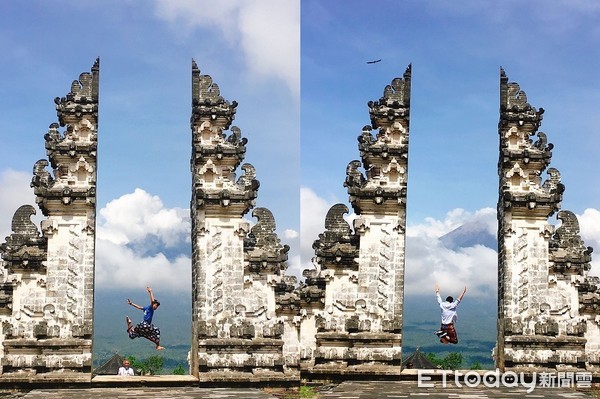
[0,1,300,292]
[1,0,600,307]
[301,0,600,297]
[302,0,600,219]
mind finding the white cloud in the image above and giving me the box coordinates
[95,238,190,291]
[95,189,191,291]
[405,206,600,298]
[578,208,600,244]
[576,208,600,277]
[97,188,190,248]
[405,208,498,298]
[301,187,498,297]
[406,236,497,298]
[283,229,299,239]
[153,0,300,96]
[301,187,502,295]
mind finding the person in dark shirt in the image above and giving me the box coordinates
[125,286,164,350]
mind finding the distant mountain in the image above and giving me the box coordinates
[439,219,497,250]
[126,235,191,262]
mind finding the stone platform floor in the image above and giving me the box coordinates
[319,381,592,398]
[0,381,594,398]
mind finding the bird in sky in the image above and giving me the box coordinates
[367,59,382,64]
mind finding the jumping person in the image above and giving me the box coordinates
[434,284,467,344]
[125,286,164,350]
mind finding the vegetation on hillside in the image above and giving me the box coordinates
[125,354,164,375]
[425,352,484,370]
[426,352,463,370]
[172,364,186,375]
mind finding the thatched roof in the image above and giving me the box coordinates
[94,353,137,375]
[402,348,439,369]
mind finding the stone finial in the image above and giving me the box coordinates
[32,60,99,216]
[236,163,260,192]
[498,71,560,217]
[368,64,411,129]
[31,159,54,190]
[244,207,289,274]
[312,204,359,270]
[191,59,238,129]
[0,205,47,273]
[542,167,565,196]
[55,58,99,127]
[533,132,554,152]
[550,210,593,272]
[295,205,357,309]
[323,204,353,235]
[499,68,544,129]
[344,160,366,190]
[347,68,411,213]
[190,63,255,216]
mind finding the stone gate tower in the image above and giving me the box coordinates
[301,66,411,377]
[0,59,99,383]
[190,61,297,383]
[497,69,600,373]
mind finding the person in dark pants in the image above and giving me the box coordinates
[125,286,164,350]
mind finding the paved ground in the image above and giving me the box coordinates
[0,381,594,398]
[319,381,593,398]
[2,387,276,399]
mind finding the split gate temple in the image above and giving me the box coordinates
[0,59,599,386]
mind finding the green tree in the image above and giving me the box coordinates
[470,361,482,370]
[425,352,463,370]
[143,355,164,375]
[125,354,164,375]
[426,352,441,366]
[440,352,463,370]
[172,364,186,375]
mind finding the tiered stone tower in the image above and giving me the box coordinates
[190,61,297,383]
[497,69,600,373]
[0,59,99,384]
[300,66,411,377]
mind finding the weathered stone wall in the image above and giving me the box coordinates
[3,59,599,386]
[0,60,99,383]
[298,66,411,377]
[190,61,298,383]
[497,69,599,373]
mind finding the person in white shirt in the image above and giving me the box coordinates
[434,284,467,344]
[117,359,135,376]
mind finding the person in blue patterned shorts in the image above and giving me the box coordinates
[125,286,164,350]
